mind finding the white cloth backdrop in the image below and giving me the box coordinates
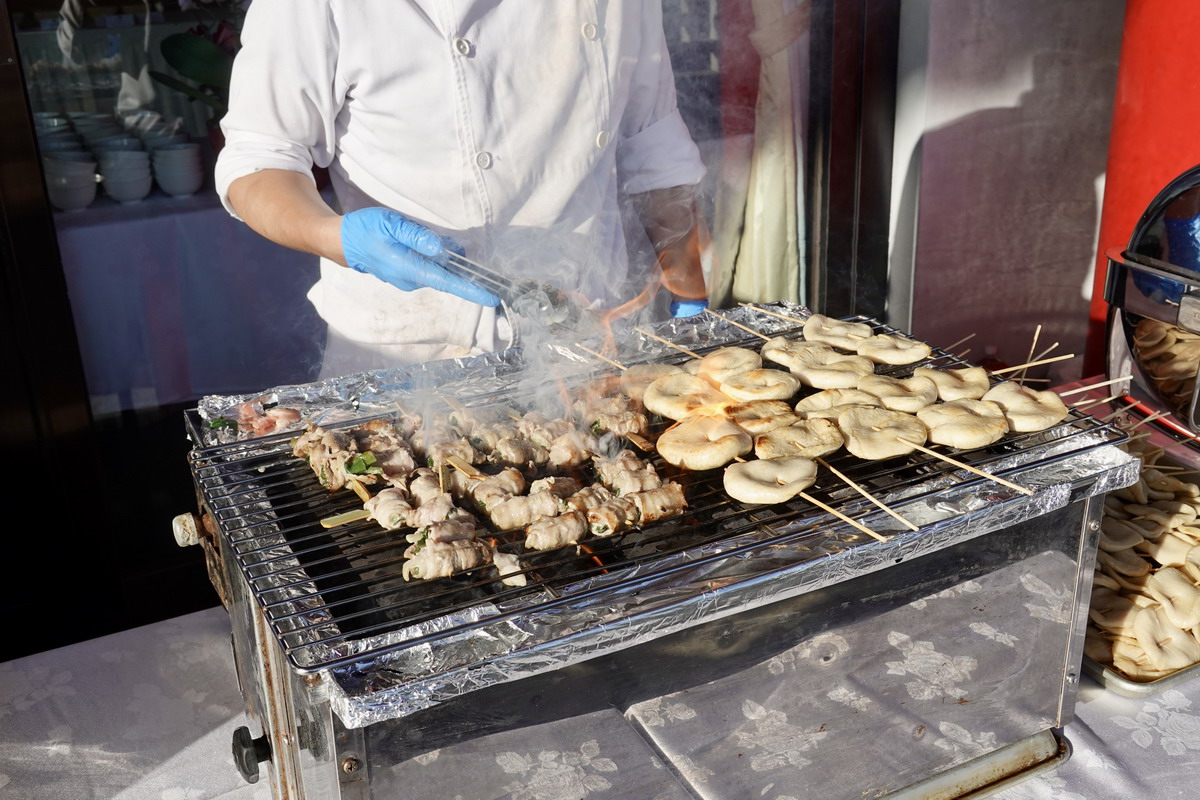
[53,191,325,413]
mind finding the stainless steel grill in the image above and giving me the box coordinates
[184,315,1128,676]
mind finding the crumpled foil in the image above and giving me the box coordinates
[323,439,1138,728]
[191,302,814,447]
[188,302,1139,729]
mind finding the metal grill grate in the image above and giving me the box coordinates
[185,317,1128,672]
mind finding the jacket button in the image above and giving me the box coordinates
[475,151,493,169]
[453,37,472,56]
[595,131,610,149]
[581,22,599,40]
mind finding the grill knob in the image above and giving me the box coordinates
[172,513,201,547]
[232,726,271,784]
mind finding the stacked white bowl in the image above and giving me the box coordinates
[96,141,153,204]
[151,142,204,197]
[74,115,127,149]
[36,113,97,211]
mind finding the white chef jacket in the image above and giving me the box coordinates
[214,0,706,370]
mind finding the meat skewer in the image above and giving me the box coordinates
[587,482,686,537]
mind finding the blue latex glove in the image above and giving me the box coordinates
[670,298,709,318]
[340,208,500,307]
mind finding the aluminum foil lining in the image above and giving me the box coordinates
[323,442,1138,728]
[191,302,812,447]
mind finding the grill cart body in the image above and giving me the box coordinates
[180,308,1137,799]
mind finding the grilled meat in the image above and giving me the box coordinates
[525,510,588,551]
[401,538,492,581]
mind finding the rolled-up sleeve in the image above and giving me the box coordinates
[213,0,344,219]
[616,14,706,196]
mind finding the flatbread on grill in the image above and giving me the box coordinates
[754,418,843,459]
[981,382,1069,432]
[723,456,818,504]
[793,388,882,414]
[784,346,875,390]
[720,369,803,402]
[656,415,753,470]
[857,374,938,413]
[915,399,1008,449]
[643,373,731,421]
[619,363,685,403]
[803,313,874,350]
[836,407,928,460]
[696,346,762,386]
[914,366,991,402]
[854,333,932,365]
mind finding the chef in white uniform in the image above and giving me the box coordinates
[215,0,710,378]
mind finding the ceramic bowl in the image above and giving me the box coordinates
[103,173,153,203]
[47,180,97,211]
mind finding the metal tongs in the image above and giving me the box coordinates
[442,251,599,339]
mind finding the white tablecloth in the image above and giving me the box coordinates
[1,606,1197,800]
[54,189,325,414]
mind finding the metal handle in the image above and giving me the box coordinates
[232,725,271,784]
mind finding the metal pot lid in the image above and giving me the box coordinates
[1119,162,1200,309]
[1105,163,1200,440]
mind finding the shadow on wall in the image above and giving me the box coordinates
[895,45,1121,377]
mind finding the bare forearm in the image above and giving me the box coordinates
[226,169,346,264]
[633,185,708,301]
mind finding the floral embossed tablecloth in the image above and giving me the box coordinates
[1,606,1198,800]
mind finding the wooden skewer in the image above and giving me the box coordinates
[445,454,485,479]
[346,477,371,503]
[1017,324,1043,383]
[574,342,627,371]
[1032,341,1060,362]
[1163,431,1200,454]
[1072,392,1121,409]
[440,394,468,414]
[1057,376,1132,398]
[797,491,889,542]
[625,432,655,452]
[729,454,885,540]
[1099,400,1141,423]
[815,457,919,531]
[321,508,370,528]
[989,352,1075,375]
[704,307,772,341]
[1127,410,1171,431]
[896,438,1034,496]
[634,327,701,359]
[1017,343,1060,385]
[955,348,972,359]
[944,332,977,352]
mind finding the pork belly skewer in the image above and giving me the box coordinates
[402,536,494,582]
[441,401,560,470]
[594,449,663,496]
[351,418,419,484]
[292,423,364,495]
[525,511,589,551]
[445,456,587,550]
[586,482,687,538]
[292,421,409,502]
[574,392,650,440]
